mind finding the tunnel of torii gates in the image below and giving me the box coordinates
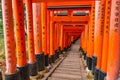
[0,0,120,80]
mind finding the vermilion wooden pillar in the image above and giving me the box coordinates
[58,24,62,53]
[46,10,50,60]
[55,23,60,58]
[54,23,57,51]
[41,2,49,66]
[92,1,99,74]
[33,3,45,71]
[84,25,88,55]
[94,0,105,80]
[87,1,95,71]
[82,30,86,60]
[25,0,38,76]
[80,31,84,53]
[62,31,65,50]
[100,0,111,79]
[49,11,55,63]
[106,0,120,80]
[13,0,30,80]
[2,0,20,80]
[60,25,63,50]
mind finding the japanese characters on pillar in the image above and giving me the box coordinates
[2,0,18,76]
[33,3,45,71]
[106,0,120,80]
[26,0,36,64]
[41,2,47,55]
[13,0,30,79]
[13,0,27,67]
[96,0,105,68]
[86,2,95,71]
[33,3,42,55]
[92,1,101,74]
[49,11,55,63]
[88,2,95,58]
[94,0,106,79]
[25,0,37,76]
[101,0,111,79]
[94,0,101,61]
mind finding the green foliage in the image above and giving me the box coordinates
[0,2,4,58]
[0,52,5,59]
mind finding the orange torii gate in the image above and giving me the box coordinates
[2,0,120,80]
[62,25,84,51]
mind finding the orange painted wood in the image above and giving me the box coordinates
[52,16,89,22]
[33,3,42,54]
[50,11,54,55]
[33,0,94,4]
[53,23,56,51]
[87,3,95,58]
[25,0,36,63]
[46,10,50,55]
[101,0,111,73]
[96,0,105,69]
[41,2,47,55]
[13,0,27,66]
[106,0,120,80]
[94,0,105,69]
[60,25,63,49]
[84,25,89,54]
[2,0,17,73]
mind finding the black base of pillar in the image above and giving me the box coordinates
[28,62,38,76]
[94,68,99,80]
[72,41,75,44]
[83,52,86,60]
[92,55,97,74]
[86,56,88,66]
[67,46,70,51]
[98,70,106,80]
[81,49,84,55]
[5,71,20,80]
[64,47,67,52]
[49,54,55,63]
[57,50,60,59]
[17,64,30,80]
[0,70,2,80]
[54,51,57,60]
[58,47,62,54]
[79,47,82,51]
[87,57,92,70]
[45,54,49,67]
[35,53,45,71]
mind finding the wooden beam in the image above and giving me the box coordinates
[52,16,89,22]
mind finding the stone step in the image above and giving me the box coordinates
[54,70,81,75]
[48,77,81,80]
[56,67,81,72]
[51,73,82,79]
[59,66,80,69]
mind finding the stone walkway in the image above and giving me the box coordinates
[48,40,87,80]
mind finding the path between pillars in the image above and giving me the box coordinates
[47,40,87,80]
